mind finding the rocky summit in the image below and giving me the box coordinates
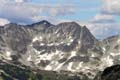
[0,20,120,80]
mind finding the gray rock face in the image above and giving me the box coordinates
[0,20,120,79]
[0,23,33,61]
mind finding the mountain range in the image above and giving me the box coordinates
[0,20,120,80]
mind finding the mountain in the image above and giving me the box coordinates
[0,20,120,80]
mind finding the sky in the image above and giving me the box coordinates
[0,0,120,39]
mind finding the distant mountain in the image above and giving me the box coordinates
[0,20,120,80]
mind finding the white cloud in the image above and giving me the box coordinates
[102,0,120,15]
[49,6,75,16]
[88,0,120,39]
[92,14,115,23]
[0,0,30,3]
[0,18,10,26]
[0,3,40,24]
[0,0,17,3]
[86,23,120,39]
[0,1,76,24]
[15,0,27,3]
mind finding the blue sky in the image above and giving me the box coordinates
[0,0,120,39]
[31,0,102,21]
[0,0,116,23]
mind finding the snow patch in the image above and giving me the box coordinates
[54,62,65,71]
[60,41,64,44]
[43,22,47,25]
[51,61,59,65]
[91,54,95,57]
[104,56,114,66]
[32,37,38,42]
[78,41,81,44]
[27,55,32,61]
[117,39,120,43]
[54,50,61,55]
[38,53,54,60]
[67,62,76,72]
[40,43,45,46]
[54,43,60,46]
[69,51,76,58]
[110,52,120,57]
[35,59,41,65]
[32,36,43,42]
[70,39,74,42]
[5,51,12,60]
[102,47,106,53]
[76,62,83,70]
[45,65,52,71]
[67,42,71,46]
[47,43,54,46]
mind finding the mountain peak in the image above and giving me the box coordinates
[30,20,52,26]
[57,21,80,27]
[38,20,51,25]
